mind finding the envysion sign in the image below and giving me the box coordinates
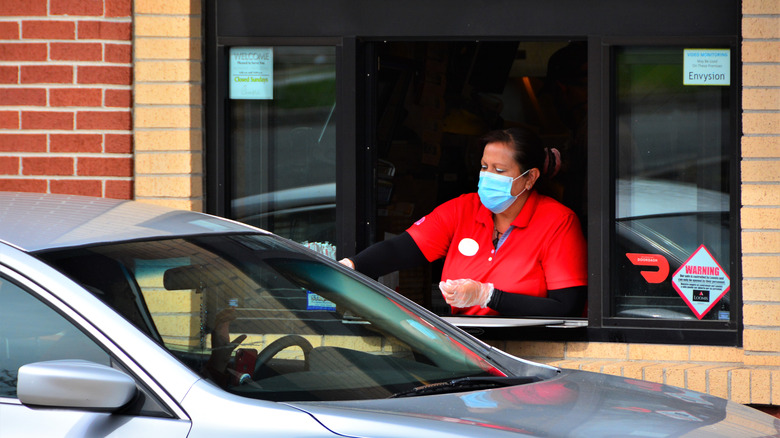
[230,47,273,99]
[683,49,730,86]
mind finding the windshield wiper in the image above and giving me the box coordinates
[389,376,541,398]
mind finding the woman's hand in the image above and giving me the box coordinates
[439,279,494,308]
[339,258,355,269]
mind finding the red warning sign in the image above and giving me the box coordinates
[671,245,730,320]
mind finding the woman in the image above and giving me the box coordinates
[341,127,587,317]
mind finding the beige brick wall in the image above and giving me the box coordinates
[495,340,780,406]
[741,0,780,366]
[133,0,203,210]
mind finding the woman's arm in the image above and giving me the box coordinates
[347,232,428,278]
[486,285,586,317]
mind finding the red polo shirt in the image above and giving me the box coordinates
[406,191,587,315]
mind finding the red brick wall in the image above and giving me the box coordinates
[0,0,133,199]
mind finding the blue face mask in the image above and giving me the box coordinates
[478,169,530,213]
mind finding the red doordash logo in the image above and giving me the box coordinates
[625,253,670,283]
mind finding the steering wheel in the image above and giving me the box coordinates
[253,334,313,376]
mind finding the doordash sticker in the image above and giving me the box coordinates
[626,253,670,283]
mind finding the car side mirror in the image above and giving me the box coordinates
[17,360,136,412]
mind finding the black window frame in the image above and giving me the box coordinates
[585,36,741,346]
[204,0,742,346]
[204,28,363,257]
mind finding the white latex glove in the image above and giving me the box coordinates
[439,279,494,308]
[339,258,355,269]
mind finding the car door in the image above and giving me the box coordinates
[0,265,191,438]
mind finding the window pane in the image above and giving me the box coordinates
[612,47,731,321]
[0,276,110,398]
[229,46,337,253]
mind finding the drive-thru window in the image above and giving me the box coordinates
[205,0,740,346]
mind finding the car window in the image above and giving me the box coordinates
[0,276,110,399]
[39,233,504,402]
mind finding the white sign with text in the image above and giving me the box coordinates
[684,49,730,86]
[230,47,273,99]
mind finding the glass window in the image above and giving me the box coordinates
[612,46,732,321]
[0,276,110,398]
[229,46,337,254]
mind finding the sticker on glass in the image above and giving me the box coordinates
[625,253,670,283]
[230,47,273,99]
[683,49,730,86]
[306,291,336,311]
[671,245,730,320]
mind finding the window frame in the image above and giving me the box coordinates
[586,36,741,346]
[204,34,362,260]
[204,0,742,346]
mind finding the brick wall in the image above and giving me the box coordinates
[500,341,780,408]
[740,0,780,358]
[133,0,203,210]
[0,0,133,198]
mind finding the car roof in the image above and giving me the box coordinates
[0,192,256,252]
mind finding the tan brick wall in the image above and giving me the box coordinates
[133,0,203,210]
[496,340,780,406]
[741,0,780,367]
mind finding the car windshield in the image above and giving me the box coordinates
[36,233,502,402]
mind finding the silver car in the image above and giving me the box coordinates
[0,192,776,437]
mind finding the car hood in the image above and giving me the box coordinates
[288,370,779,437]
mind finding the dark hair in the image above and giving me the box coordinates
[479,127,546,174]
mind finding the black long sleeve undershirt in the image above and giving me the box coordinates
[487,286,586,317]
[348,232,586,317]
[350,232,427,279]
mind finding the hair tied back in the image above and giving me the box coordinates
[543,147,561,177]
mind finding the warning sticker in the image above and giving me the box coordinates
[671,245,730,320]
